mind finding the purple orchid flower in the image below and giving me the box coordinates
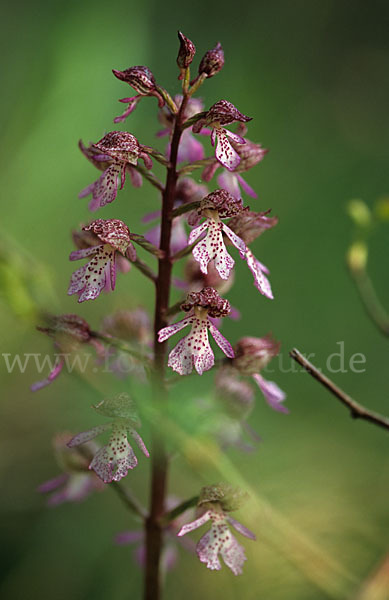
[79,132,152,211]
[68,394,149,484]
[68,219,136,303]
[158,288,234,376]
[192,100,252,170]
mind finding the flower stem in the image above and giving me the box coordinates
[144,93,190,600]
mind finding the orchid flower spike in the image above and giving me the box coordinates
[79,132,152,211]
[192,100,252,170]
[158,287,234,375]
[68,393,149,483]
[68,219,136,303]
[177,483,255,575]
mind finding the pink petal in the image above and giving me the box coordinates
[177,511,212,536]
[227,517,256,540]
[38,473,68,494]
[245,249,273,299]
[235,173,257,199]
[252,373,288,413]
[188,221,208,245]
[219,531,247,575]
[30,358,64,392]
[68,246,116,303]
[222,224,247,258]
[224,129,246,145]
[208,322,234,358]
[158,316,193,343]
[196,530,222,571]
[69,246,100,261]
[217,171,241,198]
[67,424,111,448]
[128,427,150,458]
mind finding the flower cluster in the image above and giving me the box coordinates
[33,31,287,588]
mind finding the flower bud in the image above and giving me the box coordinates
[215,368,254,419]
[177,31,196,71]
[233,335,280,375]
[102,309,151,345]
[198,42,225,78]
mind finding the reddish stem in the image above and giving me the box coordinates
[144,94,189,600]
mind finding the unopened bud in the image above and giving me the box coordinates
[198,42,224,78]
[177,31,196,73]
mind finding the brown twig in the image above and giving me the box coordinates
[290,348,389,431]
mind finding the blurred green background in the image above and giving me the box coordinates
[1,0,388,599]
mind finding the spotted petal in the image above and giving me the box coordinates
[67,423,111,448]
[68,245,116,303]
[245,249,273,299]
[177,510,212,536]
[222,223,247,258]
[192,219,235,280]
[208,322,234,358]
[167,317,214,376]
[89,421,138,483]
[79,163,122,211]
[158,315,194,343]
[213,129,241,171]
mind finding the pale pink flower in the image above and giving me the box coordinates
[177,484,255,575]
[192,100,251,170]
[68,394,149,483]
[79,132,152,210]
[158,288,234,375]
[158,97,206,163]
[68,219,136,303]
[188,189,247,280]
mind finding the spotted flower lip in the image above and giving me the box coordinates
[158,287,234,375]
[192,100,252,170]
[188,189,248,281]
[68,219,136,303]
[67,394,149,483]
[177,507,255,575]
[79,132,152,211]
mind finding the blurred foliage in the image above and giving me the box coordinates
[1,1,389,600]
